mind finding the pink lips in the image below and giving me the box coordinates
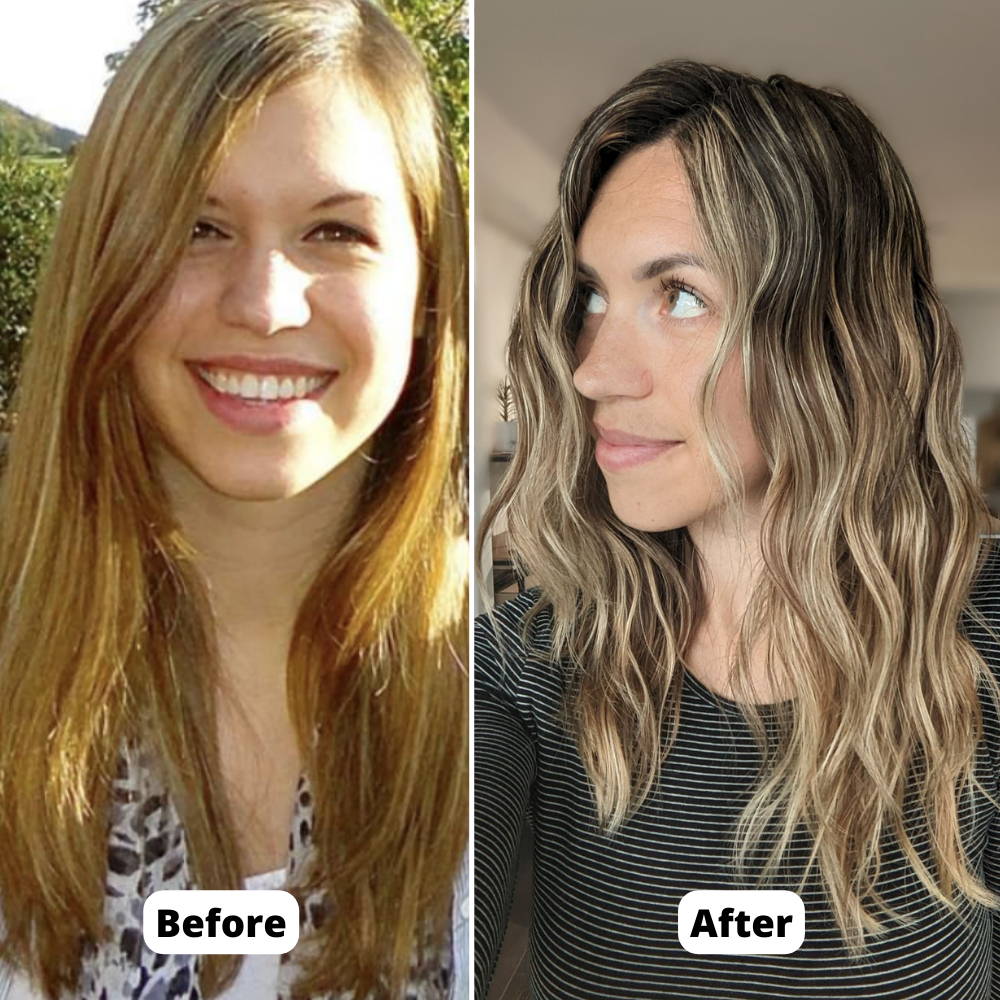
[593,422,682,471]
[187,355,338,435]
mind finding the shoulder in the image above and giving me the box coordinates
[968,533,1000,597]
[475,588,553,658]
[963,537,1000,715]
[964,535,1000,646]
[449,848,469,1000]
[474,588,564,707]
[0,961,43,1000]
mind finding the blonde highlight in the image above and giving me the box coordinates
[480,59,999,954]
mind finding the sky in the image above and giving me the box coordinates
[0,0,143,135]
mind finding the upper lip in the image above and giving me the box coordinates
[187,354,338,376]
[593,422,680,446]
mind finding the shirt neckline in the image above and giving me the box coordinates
[681,664,793,715]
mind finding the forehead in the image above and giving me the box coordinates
[207,73,406,209]
[577,139,700,263]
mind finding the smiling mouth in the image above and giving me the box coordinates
[192,364,334,402]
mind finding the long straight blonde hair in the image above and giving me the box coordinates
[482,59,1000,953]
[0,1,467,996]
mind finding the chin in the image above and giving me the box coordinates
[605,487,694,534]
[183,450,341,501]
[197,469,315,501]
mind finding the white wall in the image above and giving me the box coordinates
[473,221,529,611]
[948,291,1000,393]
[473,97,559,611]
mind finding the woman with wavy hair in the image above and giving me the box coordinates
[476,59,1000,999]
[0,1,467,998]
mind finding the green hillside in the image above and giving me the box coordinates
[0,99,82,156]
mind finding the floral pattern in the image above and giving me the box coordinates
[75,744,452,999]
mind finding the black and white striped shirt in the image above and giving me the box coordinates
[475,540,1000,998]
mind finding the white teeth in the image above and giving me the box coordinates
[196,366,328,401]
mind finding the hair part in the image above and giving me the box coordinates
[480,58,1000,953]
[0,1,466,996]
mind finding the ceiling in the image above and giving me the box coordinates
[475,0,1000,291]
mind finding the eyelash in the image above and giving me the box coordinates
[658,277,707,313]
[190,220,375,247]
[309,221,375,246]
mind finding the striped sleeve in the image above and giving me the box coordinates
[473,597,540,999]
[964,537,1000,999]
[982,818,1000,999]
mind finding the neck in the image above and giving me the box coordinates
[687,503,764,638]
[158,449,366,698]
[683,501,770,696]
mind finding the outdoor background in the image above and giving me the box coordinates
[474,0,1000,994]
[0,0,468,433]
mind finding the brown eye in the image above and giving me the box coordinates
[660,279,707,319]
[309,222,375,247]
[190,220,227,241]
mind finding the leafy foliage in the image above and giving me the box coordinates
[106,0,469,185]
[0,150,68,426]
[382,0,468,186]
[496,377,515,422]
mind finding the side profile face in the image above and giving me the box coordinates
[572,138,769,533]
[131,71,421,501]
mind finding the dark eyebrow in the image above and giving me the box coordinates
[576,253,709,284]
[203,191,380,210]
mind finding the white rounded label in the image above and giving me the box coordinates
[677,890,805,954]
[142,890,300,955]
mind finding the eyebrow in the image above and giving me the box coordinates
[203,191,381,211]
[577,253,709,283]
[633,253,707,281]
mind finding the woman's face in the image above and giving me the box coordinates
[573,139,769,533]
[132,73,420,501]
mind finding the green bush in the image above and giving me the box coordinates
[0,149,68,426]
[383,0,469,188]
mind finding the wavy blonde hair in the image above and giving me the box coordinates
[0,1,466,996]
[481,59,1000,952]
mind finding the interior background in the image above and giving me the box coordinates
[474,0,1000,994]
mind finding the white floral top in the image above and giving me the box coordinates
[0,743,467,999]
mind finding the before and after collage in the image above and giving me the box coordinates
[1,0,1000,998]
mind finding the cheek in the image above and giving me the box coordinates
[131,300,185,413]
[715,352,768,482]
[131,273,207,373]
[314,272,417,407]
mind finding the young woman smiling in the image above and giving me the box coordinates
[0,1,467,998]
[476,60,1000,999]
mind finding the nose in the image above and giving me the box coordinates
[218,247,313,337]
[572,314,653,401]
